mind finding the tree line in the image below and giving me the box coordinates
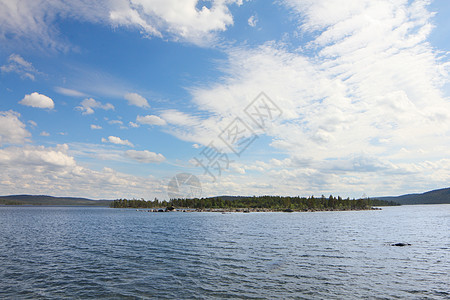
[110,195,399,210]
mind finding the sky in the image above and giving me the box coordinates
[0,0,449,200]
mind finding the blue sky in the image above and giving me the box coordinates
[0,0,449,200]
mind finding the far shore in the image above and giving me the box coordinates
[134,207,383,213]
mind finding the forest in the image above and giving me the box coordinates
[110,195,399,211]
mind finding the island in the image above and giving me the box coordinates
[110,195,399,212]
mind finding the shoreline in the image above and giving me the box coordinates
[135,207,383,213]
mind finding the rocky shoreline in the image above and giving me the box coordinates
[136,207,382,213]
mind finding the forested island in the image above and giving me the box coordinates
[110,195,399,212]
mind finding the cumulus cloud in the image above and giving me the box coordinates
[110,0,241,45]
[76,98,114,115]
[0,144,166,199]
[124,93,150,108]
[0,110,31,146]
[40,131,50,136]
[19,92,54,109]
[0,144,75,168]
[0,53,41,80]
[136,114,166,126]
[90,124,102,130]
[102,135,134,147]
[125,149,165,163]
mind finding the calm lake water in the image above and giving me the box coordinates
[0,205,448,299]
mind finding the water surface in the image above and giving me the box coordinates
[0,205,448,299]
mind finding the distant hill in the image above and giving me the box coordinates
[375,187,450,205]
[0,195,112,206]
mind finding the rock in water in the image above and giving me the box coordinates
[391,243,411,246]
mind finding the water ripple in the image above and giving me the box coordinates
[0,205,449,299]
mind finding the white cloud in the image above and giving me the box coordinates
[68,142,126,163]
[160,110,199,126]
[0,144,75,168]
[62,64,139,99]
[90,124,102,130]
[55,87,87,97]
[0,53,41,80]
[129,121,139,128]
[76,98,114,115]
[1,0,449,199]
[109,2,162,37]
[110,0,241,45]
[0,0,242,50]
[19,92,54,109]
[102,136,134,147]
[230,162,246,174]
[0,144,166,199]
[28,120,37,128]
[124,93,150,108]
[160,0,450,196]
[0,1,110,52]
[159,109,226,146]
[0,111,31,146]
[136,114,166,126]
[189,154,450,199]
[125,149,165,163]
[40,131,50,136]
[108,120,123,125]
[248,15,257,27]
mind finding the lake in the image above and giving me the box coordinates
[0,205,448,299]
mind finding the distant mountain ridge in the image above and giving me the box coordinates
[0,195,111,206]
[375,187,450,205]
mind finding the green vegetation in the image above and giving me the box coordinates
[110,195,399,211]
